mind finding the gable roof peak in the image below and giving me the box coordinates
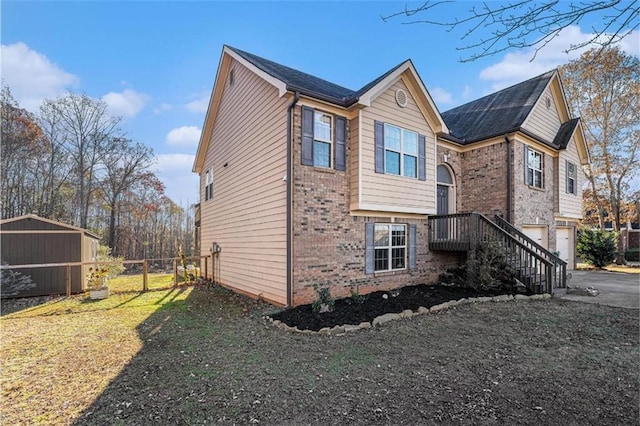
[441,69,558,144]
[225,45,357,105]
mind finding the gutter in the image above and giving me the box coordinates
[286,91,300,307]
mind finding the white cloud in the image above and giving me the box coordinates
[185,94,209,113]
[165,126,201,149]
[461,85,474,101]
[479,26,640,91]
[0,42,78,112]
[101,89,149,118]
[153,102,172,114]
[154,154,199,204]
[430,87,453,105]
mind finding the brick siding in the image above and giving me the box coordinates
[291,106,461,306]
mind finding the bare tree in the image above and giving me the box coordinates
[99,137,153,253]
[46,93,121,228]
[383,1,639,61]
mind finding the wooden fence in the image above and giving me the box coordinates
[1,255,214,297]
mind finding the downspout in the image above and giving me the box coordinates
[286,91,300,307]
[504,134,512,223]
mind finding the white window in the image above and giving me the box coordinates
[374,224,406,271]
[526,148,543,188]
[313,112,332,168]
[384,124,418,178]
[566,161,577,195]
[205,169,213,201]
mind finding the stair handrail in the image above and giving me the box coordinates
[493,214,567,289]
[493,215,566,266]
[473,213,557,294]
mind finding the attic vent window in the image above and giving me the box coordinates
[545,96,551,109]
[395,89,408,107]
[229,69,235,86]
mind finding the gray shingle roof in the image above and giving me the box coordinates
[441,70,556,144]
[553,118,580,149]
[227,45,406,107]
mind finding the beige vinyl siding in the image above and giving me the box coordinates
[522,85,562,143]
[355,78,436,213]
[557,137,583,218]
[349,115,360,207]
[200,59,288,305]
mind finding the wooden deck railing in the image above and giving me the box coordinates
[428,212,567,294]
[493,215,567,289]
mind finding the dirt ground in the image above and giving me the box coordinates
[2,284,638,425]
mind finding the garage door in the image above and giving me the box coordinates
[522,226,547,249]
[556,227,574,270]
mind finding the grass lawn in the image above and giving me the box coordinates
[577,263,640,274]
[1,276,638,425]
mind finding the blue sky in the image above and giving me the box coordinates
[2,1,638,204]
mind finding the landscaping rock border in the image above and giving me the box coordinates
[265,293,552,334]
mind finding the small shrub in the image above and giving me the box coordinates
[624,248,640,262]
[312,285,335,313]
[1,261,36,297]
[577,229,617,268]
[441,242,515,293]
[348,288,365,304]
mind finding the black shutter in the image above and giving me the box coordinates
[374,120,384,173]
[418,134,426,181]
[301,106,314,166]
[335,116,346,171]
[365,223,375,274]
[409,224,417,270]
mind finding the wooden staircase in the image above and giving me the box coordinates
[427,212,567,295]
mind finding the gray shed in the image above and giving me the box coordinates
[0,214,100,297]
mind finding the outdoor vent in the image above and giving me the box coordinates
[545,96,551,109]
[229,69,235,86]
[395,89,408,107]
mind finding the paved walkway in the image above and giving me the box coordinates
[561,270,640,309]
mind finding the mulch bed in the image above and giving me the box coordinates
[271,284,518,331]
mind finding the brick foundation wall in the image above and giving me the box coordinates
[291,106,462,306]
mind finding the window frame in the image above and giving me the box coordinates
[566,161,577,195]
[313,111,333,168]
[383,123,418,179]
[526,147,544,189]
[373,223,407,272]
[204,168,214,201]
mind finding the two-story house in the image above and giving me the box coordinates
[192,46,589,306]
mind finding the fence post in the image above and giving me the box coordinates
[66,264,72,297]
[203,256,208,280]
[173,259,178,287]
[142,260,148,291]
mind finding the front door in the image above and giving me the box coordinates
[437,185,449,239]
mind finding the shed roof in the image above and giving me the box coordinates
[0,214,100,239]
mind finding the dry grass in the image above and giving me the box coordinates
[1,278,192,425]
[577,262,640,274]
[1,276,638,425]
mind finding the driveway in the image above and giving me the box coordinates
[561,270,640,309]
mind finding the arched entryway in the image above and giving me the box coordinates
[436,164,455,215]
